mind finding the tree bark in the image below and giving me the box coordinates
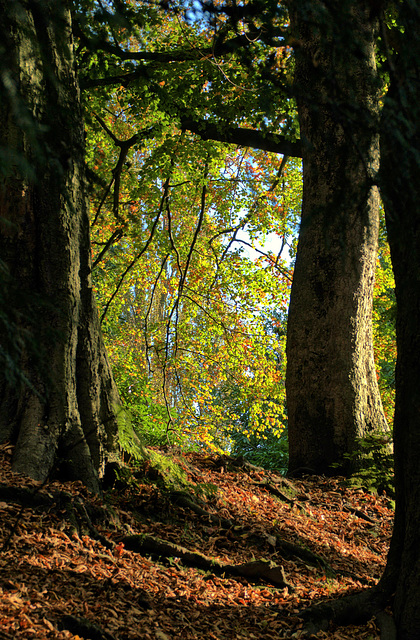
[0,0,121,492]
[286,0,389,475]
[379,2,420,636]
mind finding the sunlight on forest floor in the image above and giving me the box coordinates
[0,444,393,639]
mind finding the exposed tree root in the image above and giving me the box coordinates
[0,483,61,551]
[0,482,294,588]
[375,611,397,640]
[0,484,116,551]
[212,456,297,492]
[0,472,339,595]
[274,538,332,572]
[299,583,394,636]
[121,533,293,589]
[169,490,334,573]
[0,471,372,603]
[59,492,114,549]
[249,479,297,505]
[0,483,52,508]
[213,457,308,507]
[342,503,376,524]
[170,490,233,528]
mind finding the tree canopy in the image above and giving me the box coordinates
[76,0,303,455]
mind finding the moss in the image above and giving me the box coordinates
[147,451,189,491]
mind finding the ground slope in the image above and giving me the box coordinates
[0,444,393,639]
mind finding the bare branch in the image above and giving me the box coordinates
[233,239,293,282]
[165,162,210,361]
[92,228,124,270]
[144,253,171,373]
[166,192,184,280]
[100,177,171,324]
[92,175,115,227]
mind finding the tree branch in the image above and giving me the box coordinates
[74,17,284,65]
[180,118,302,157]
[99,177,170,324]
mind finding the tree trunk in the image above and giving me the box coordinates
[286,0,389,475]
[379,2,420,636]
[0,0,121,492]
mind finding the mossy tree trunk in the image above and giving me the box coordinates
[0,0,121,492]
[286,0,389,475]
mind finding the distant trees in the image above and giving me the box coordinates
[80,0,297,451]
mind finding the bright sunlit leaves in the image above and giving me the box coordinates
[78,0,395,454]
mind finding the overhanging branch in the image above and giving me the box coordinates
[74,17,285,65]
[180,118,302,157]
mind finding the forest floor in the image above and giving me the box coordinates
[0,443,394,640]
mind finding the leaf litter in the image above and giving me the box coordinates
[0,444,393,639]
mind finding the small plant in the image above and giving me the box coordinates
[146,450,189,491]
[116,405,148,462]
[340,432,394,496]
[229,426,289,474]
[193,482,219,500]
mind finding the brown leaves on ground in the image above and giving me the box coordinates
[0,444,393,639]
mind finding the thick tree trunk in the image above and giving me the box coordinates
[286,0,389,475]
[0,0,121,491]
[379,2,420,636]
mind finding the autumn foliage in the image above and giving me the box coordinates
[79,0,396,459]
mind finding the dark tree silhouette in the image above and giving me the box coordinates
[0,0,121,492]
